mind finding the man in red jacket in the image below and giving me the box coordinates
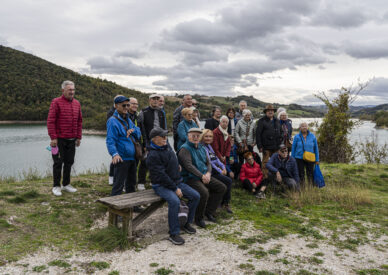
[47,80,82,196]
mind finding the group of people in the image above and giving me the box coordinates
[47,81,320,246]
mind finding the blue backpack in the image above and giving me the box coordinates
[313,164,325,188]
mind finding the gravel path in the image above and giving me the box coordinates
[1,207,387,274]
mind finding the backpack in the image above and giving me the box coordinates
[178,200,189,226]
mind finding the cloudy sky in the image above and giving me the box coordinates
[1,0,388,105]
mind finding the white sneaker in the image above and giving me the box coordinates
[62,184,77,193]
[52,187,62,196]
[109,176,114,185]
[138,184,145,191]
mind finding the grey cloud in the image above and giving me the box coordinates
[114,49,146,58]
[0,36,8,45]
[363,77,388,96]
[311,4,369,28]
[345,40,388,59]
[87,56,165,76]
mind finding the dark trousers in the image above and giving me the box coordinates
[109,163,114,177]
[111,160,137,196]
[262,149,277,179]
[268,172,300,191]
[173,133,178,151]
[212,173,233,205]
[296,158,314,185]
[185,177,226,220]
[138,159,147,184]
[52,138,76,187]
[242,179,267,194]
[153,182,200,235]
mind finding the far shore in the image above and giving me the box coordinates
[0,120,45,124]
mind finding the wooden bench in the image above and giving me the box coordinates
[97,189,165,238]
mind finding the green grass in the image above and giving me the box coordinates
[89,261,110,270]
[32,265,47,272]
[155,267,174,275]
[48,259,71,268]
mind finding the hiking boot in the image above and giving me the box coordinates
[255,191,266,199]
[205,212,217,223]
[169,234,185,245]
[195,218,206,228]
[183,223,196,234]
[108,176,114,185]
[224,205,233,214]
[52,187,62,196]
[62,184,77,193]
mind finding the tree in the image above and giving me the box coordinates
[315,83,366,163]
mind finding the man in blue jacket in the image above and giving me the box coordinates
[266,144,300,192]
[106,96,141,197]
[147,127,200,245]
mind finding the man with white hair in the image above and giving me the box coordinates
[235,100,247,121]
[47,80,82,196]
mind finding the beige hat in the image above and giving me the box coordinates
[149,94,160,99]
[188,128,202,134]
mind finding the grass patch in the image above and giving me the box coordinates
[32,265,47,272]
[155,267,174,275]
[0,190,16,197]
[88,227,129,252]
[308,256,324,265]
[48,259,71,268]
[0,219,12,228]
[256,271,276,275]
[150,263,159,267]
[356,269,387,275]
[109,271,120,275]
[238,263,255,270]
[89,261,110,270]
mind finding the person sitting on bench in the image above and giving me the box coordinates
[147,127,200,245]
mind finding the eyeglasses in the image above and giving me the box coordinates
[121,104,130,107]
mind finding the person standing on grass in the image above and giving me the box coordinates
[137,94,167,189]
[106,95,124,186]
[178,128,226,228]
[226,108,237,136]
[177,108,197,150]
[267,144,300,191]
[106,96,142,207]
[256,104,282,181]
[173,94,193,150]
[147,127,200,245]
[235,100,247,121]
[204,106,222,130]
[291,122,319,185]
[47,80,82,196]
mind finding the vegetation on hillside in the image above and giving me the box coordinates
[373,110,388,128]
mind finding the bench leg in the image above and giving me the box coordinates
[108,211,118,227]
[122,209,133,238]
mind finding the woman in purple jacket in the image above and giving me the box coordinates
[201,129,233,213]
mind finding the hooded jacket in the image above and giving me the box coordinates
[239,161,263,186]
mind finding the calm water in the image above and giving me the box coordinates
[0,119,387,179]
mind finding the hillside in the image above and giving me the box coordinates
[352,103,388,118]
[0,45,323,130]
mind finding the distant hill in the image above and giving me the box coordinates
[351,104,388,118]
[0,45,323,130]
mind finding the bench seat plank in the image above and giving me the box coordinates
[97,189,162,210]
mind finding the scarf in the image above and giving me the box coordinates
[218,125,229,141]
[230,118,235,134]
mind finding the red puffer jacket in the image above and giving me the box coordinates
[240,162,263,187]
[47,95,82,140]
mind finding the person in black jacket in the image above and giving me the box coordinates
[137,94,167,187]
[256,104,283,180]
[204,106,222,130]
[147,127,200,245]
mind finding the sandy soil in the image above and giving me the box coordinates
[1,206,387,275]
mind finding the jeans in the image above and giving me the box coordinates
[52,138,76,187]
[153,182,200,235]
[111,160,137,196]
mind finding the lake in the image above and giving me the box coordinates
[0,119,387,180]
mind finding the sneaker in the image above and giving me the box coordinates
[255,192,266,199]
[169,234,185,245]
[52,187,62,196]
[138,184,145,191]
[195,218,206,228]
[108,176,114,185]
[183,223,196,234]
[62,184,77,193]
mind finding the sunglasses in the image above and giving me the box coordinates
[121,104,130,107]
